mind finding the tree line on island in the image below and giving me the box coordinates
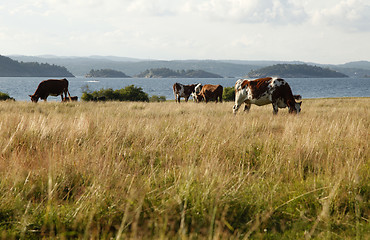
[86,64,348,79]
[0,54,352,78]
[0,55,74,77]
[247,64,348,78]
[85,68,223,78]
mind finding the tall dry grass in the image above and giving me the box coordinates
[0,98,369,239]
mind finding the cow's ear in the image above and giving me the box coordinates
[29,95,32,97]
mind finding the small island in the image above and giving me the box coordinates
[0,55,74,77]
[85,69,131,78]
[247,64,348,78]
[135,68,223,78]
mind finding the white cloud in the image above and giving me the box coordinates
[311,0,370,31]
[189,0,308,24]
[1,0,369,63]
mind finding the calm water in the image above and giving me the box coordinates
[0,77,369,101]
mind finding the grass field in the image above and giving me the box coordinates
[0,98,369,239]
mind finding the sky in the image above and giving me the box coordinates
[1,0,369,64]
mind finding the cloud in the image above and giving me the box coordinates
[311,0,370,31]
[189,0,308,24]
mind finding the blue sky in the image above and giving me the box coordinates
[1,0,369,64]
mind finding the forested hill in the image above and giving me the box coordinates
[0,55,74,77]
[85,69,130,78]
[135,68,223,78]
[247,64,348,78]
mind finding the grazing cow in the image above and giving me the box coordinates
[191,83,203,102]
[62,96,78,102]
[196,84,223,103]
[29,78,71,103]
[233,77,302,114]
[173,83,197,102]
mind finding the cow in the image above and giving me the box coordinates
[195,84,223,103]
[29,78,71,103]
[173,83,197,102]
[62,96,78,102]
[233,77,302,114]
[191,83,203,102]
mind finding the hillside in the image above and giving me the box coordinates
[8,56,255,77]
[0,55,74,77]
[135,68,223,78]
[247,64,348,78]
[85,69,130,78]
[8,55,370,78]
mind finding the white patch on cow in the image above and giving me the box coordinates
[178,85,185,97]
[235,79,243,91]
[192,83,203,102]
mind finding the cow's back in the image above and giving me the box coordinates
[202,84,222,94]
[35,79,68,97]
[200,84,223,102]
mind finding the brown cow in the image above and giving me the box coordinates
[196,84,223,103]
[233,77,302,114]
[29,78,71,103]
[173,83,198,103]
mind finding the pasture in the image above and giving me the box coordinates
[0,98,369,239]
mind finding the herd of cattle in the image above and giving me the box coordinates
[173,77,302,114]
[28,77,302,114]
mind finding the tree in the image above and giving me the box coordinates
[223,87,235,101]
[81,85,149,102]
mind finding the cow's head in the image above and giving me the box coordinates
[29,94,39,103]
[195,93,204,102]
[289,101,302,114]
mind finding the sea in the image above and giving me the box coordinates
[0,77,369,101]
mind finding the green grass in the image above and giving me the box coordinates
[0,98,369,239]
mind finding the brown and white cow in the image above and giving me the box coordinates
[29,78,71,103]
[196,84,223,103]
[233,77,302,114]
[173,83,198,102]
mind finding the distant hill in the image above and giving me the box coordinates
[8,56,255,77]
[247,64,348,78]
[85,69,130,78]
[0,55,74,77]
[135,68,223,78]
[7,55,370,78]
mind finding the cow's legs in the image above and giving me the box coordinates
[233,93,248,114]
[244,101,251,112]
[185,97,189,102]
[66,90,72,101]
[272,103,279,114]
